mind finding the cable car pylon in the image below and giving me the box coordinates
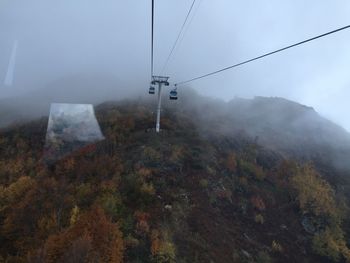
[149,76,170,133]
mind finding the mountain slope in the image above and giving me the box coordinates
[170,93,350,176]
[1,95,350,262]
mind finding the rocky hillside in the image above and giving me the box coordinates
[0,94,350,262]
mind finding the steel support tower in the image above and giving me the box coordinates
[151,76,169,133]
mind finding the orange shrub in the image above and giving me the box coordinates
[250,196,266,211]
[226,153,237,172]
[42,206,124,263]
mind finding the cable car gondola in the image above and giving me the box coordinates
[149,85,155,94]
[169,89,178,100]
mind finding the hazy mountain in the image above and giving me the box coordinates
[171,92,350,174]
[1,95,350,262]
[2,87,350,172]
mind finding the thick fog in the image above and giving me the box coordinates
[1,0,350,130]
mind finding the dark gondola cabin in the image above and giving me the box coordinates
[169,89,178,100]
[149,86,155,94]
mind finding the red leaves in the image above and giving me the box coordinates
[250,196,266,211]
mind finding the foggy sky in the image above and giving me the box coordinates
[1,0,350,130]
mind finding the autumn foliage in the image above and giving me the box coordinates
[35,206,124,263]
[1,100,350,263]
[290,164,350,262]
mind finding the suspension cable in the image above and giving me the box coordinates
[175,24,350,86]
[161,0,197,74]
[151,0,155,78]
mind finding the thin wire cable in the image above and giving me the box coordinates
[165,0,203,74]
[178,0,203,50]
[175,24,350,86]
[161,0,196,74]
[151,0,155,78]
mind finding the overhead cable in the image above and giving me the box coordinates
[161,0,197,74]
[175,24,350,86]
[151,0,155,77]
